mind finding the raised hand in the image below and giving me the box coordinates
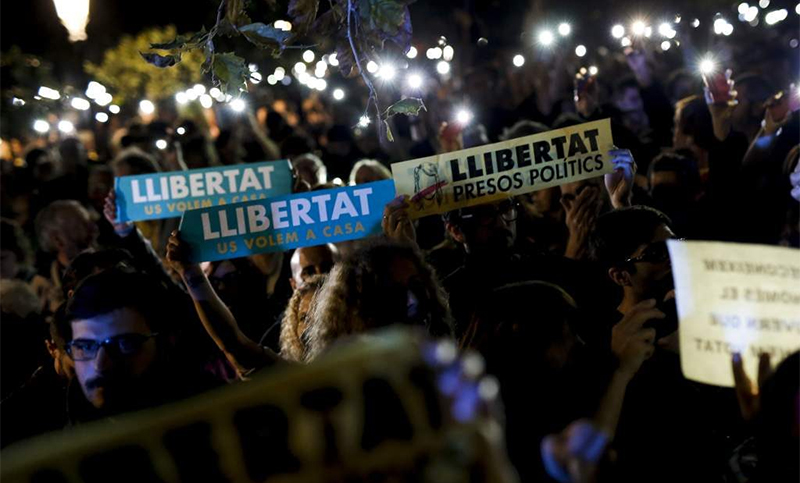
[791,158,800,202]
[731,352,772,422]
[604,148,637,209]
[103,189,134,238]
[166,230,201,279]
[611,299,665,379]
[381,195,416,245]
[704,70,739,141]
[562,185,602,260]
[541,419,610,483]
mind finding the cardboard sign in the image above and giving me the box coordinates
[179,180,396,262]
[391,119,614,218]
[0,330,514,483]
[668,240,800,387]
[115,160,294,222]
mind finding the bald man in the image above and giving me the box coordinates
[289,244,339,290]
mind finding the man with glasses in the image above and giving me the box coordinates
[61,269,219,423]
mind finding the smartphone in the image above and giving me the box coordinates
[702,70,733,104]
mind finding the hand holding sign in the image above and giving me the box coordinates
[166,231,200,278]
[563,185,602,260]
[731,352,772,422]
[604,148,636,209]
[104,189,134,238]
[381,195,416,245]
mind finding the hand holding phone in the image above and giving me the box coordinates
[703,68,736,105]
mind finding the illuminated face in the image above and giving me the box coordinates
[291,245,336,289]
[70,308,159,410]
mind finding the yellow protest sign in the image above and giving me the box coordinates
[668,240,800,387]
[1,330,517,483]
[391,119,614,218]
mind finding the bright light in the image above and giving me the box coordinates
[109,104,120,114]
[274,20,292,31]
[186,88,199,101]
[759,0,770,7]
[722,23,734,35]
[70,97,90,111]
[12,97,25,106]
[406,46,418,59]
[33,120,50,133]
[139,99,155,115]
[230,98,246,113]
[512,54,525,67]
[95,92,113,106]
[156,139,168,150]
[745,6,759,21]
[298,72,311,85]
[443,45,454,61]
[714,18,728,34]
[38,86,60,100]
[315,79,327,91]
[588,65,599,76]
[692,18,701,28]
[377,64,396,80]
[358,115,371,128]
[661,41,671,51]
[739,2,750,14]
[192,84,205,96]
[294,62,307,74]
[406,73,423,89]
[558,23,571,36]
[57,120,74,134]
[699,57,717,75]
[366,61,379,73]
[316,61,327,72]
[333,88,345,100]
[85,81,106,99]
[176,127,186,136]
[431,47,443,59]
[765,9,788,24]
[53,0,90,42]
[538,30,554,46]
[175,91,188,104]
[659,22,676,38]
[575,45,587,57]
[455,109,473,125]
[611,24,625,38]
[644,26,653,37]
[95,112,109,123]
[328,53,339,67]
[631,20,646,36]
[267,75,277,85]
[248,72,261,84]
[436,60,450,75]
[796,3,799,15]
[199,94,213,109]
[621,37,632,47]
[303,50,315,63]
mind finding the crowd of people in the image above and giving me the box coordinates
[1,21,799,483]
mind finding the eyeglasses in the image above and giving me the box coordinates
[624,239,684,264]
[66,333,159,361]
[460,201,519,226]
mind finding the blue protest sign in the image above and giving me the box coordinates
[115,160,293,222]
[179,180,397,262]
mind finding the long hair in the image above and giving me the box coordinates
[279,274,326,362]
[304,238,452,361]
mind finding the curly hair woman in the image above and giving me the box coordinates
[304,238,452,361]
[278,274,326,362]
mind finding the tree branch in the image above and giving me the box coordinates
[347,0,383,140]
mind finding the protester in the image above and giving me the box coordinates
[279,274,326,362]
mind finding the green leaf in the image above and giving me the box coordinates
[382,97,426,118]
[386,7,412,52]
[212,52,249,95]
[149,27,207,51]
[239,22,291,50]
[226,0,250,27]
[383,120,394,142]
[288,0,320,35]
[358,0,406,35]
[140,51,181,68]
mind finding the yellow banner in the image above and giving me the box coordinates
[391,119,614,218]
[668,240,800,387]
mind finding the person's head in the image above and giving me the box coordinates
[87,165,114,212]
[731,73,773,135]
[292,153,327,188]
[290,244,338,290]
[444,198,518,256]
[0,219,33,279]
[304,239,452,360]
[110,148,161,177]
[62,249,137,298]
[348,159,391,185]
[215,129,246,166]
[35,200,98,266]
[500,120,550,141]
[648,152,701,217]
[589,207,676,305]
[26,148,57,183]
[463,281,581,374]
[181,135,217,169]
[279,274,326,362]
[57,137,87,173]
[666,69,701,104]
[63,270,169,412]
[613,76,649,134]
[673,95,715,155]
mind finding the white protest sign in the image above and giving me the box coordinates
[668,240,800,387]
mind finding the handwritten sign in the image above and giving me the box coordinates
[179,180,396,262]
[391,119,614,218]
[669,240,800,387]
[115,160,293,222]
